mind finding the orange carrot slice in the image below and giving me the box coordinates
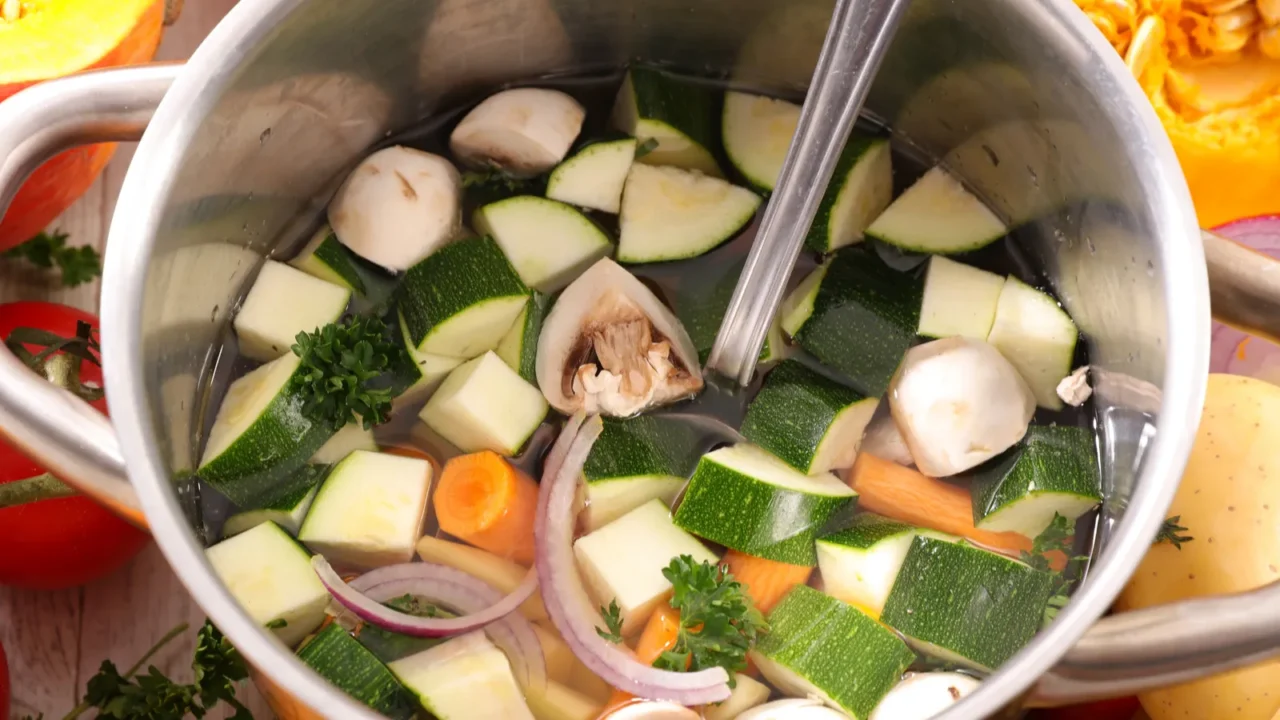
[605,603,682,711]
[849,453,1036,556]
[435,451,538,565]
[721,550,812,614]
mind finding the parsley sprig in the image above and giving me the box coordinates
[651,555,768,684]
[3,230,102,287]
[291,316,396,431]
[29,621,252,720]
[1155,515,1193,549]
[597,600,625,644]
[1023,513,1089,627]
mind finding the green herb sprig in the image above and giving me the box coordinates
[652,555,768,684]
[1023,513,1089,627]
[291,316,396,431]
[597,600,624,644]
[4,230,102,287]
[1155,515,1193,549]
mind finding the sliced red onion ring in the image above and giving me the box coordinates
[313,556,546,690]
[1210,216,1280,382]
[534,414,732,706]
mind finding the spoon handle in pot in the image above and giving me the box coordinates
[1203,229,1280,345]
[1032,579,1280,704]
[705,0,911,387]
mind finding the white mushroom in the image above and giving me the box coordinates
[1056,365,1092,407]
[327,146,461,272]
[536,258,703,417]
[869,672,980,720]
[602,701,701,720]
[738,698,850,720]
[860,406,916,468]
[449,88,585,176]
[889,337,1035,477]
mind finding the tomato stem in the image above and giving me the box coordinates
[0,473,78,509]
[3,320,104,403]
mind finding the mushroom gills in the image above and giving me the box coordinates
[536,258,703,417]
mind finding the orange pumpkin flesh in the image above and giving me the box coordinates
[0,0,164,252]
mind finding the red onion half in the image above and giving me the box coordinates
[312,557,546,690]
[1210,216,1280,382]
[534,414,732,706]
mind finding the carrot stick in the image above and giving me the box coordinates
[849,453,1037,556]
[721,550,812,614]
[435,451,538,565]
[606,603,682,711]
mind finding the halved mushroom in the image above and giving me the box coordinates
[536,258,703,416]
[868,672,980,720]
[889,336,1035,477]
[449,87,585,176]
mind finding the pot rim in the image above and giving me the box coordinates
[98,0,1207,717]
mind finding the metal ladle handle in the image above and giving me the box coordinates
[705,0,912,385]
[0,64,179,528]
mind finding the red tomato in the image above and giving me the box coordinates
[0,302,149,589]
[1033,696,1141,720]
[0,639,8,719]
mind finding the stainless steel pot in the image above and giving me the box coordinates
[1,0,1278,718]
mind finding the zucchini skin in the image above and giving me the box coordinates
[583,415,702,484]
[794,244,924,396]
[754,585,916,719]
[969,424,1102,525]
[804,135,884,253]
[396,235,528,349]
[741,359,870,473]
[629,65,720,166]
[297,624,419,720]
[880,536,1056,669]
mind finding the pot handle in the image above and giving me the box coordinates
[1203,229,1280,344]
[1032,579,1280,704]
[0,64,180,528]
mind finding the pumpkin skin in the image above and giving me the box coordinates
[0,0,164,251]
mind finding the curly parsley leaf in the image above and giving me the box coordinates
[291,316,396,431]
[597,600,624,644]
[652,555,767,684]
[1155,515,1193,549]
[1024,513,1090,627]
[3,230,102,287]
[386,593,444,618]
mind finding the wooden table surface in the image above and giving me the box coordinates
[0,3,274,717]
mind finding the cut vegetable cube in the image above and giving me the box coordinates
[752,586,916,720]
[880,536,1055,670]
[496,293,549,384]
[233,260,351,362]
[703,674,771,720]
[617,164,760,263]
[387,310,464,406]
[721,91,800,192]
[397,235,530,359]
[674,444,856,566]
[389,631,536,720]
[415,535,547,621]
[581,414,702,531]
[420,351,548,455]
[298,450,433,568]
[291,224,399,305]
[206,521,328,647]
[221,464,329,538]
[474,196,612,293]
[450,88,585,176]
[310,421,377,464]
[574,499,718,635]
[198,353,336,508]
[612,66,721,176]
[865,165,1007,254]
[806,136,893,253]
[328,146,463,272]
[816,513,954,615]
[297,624,418,720]
[985,276,1079,409]
[791,245,924,396]
[526,681,604,720]
[741,359,879,474]
[918,256,1006,339]
[969,424,1101,537]
[546,137,637,213]
[779,261,830,338]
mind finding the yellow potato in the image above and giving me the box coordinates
[1117,374,1280,720]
